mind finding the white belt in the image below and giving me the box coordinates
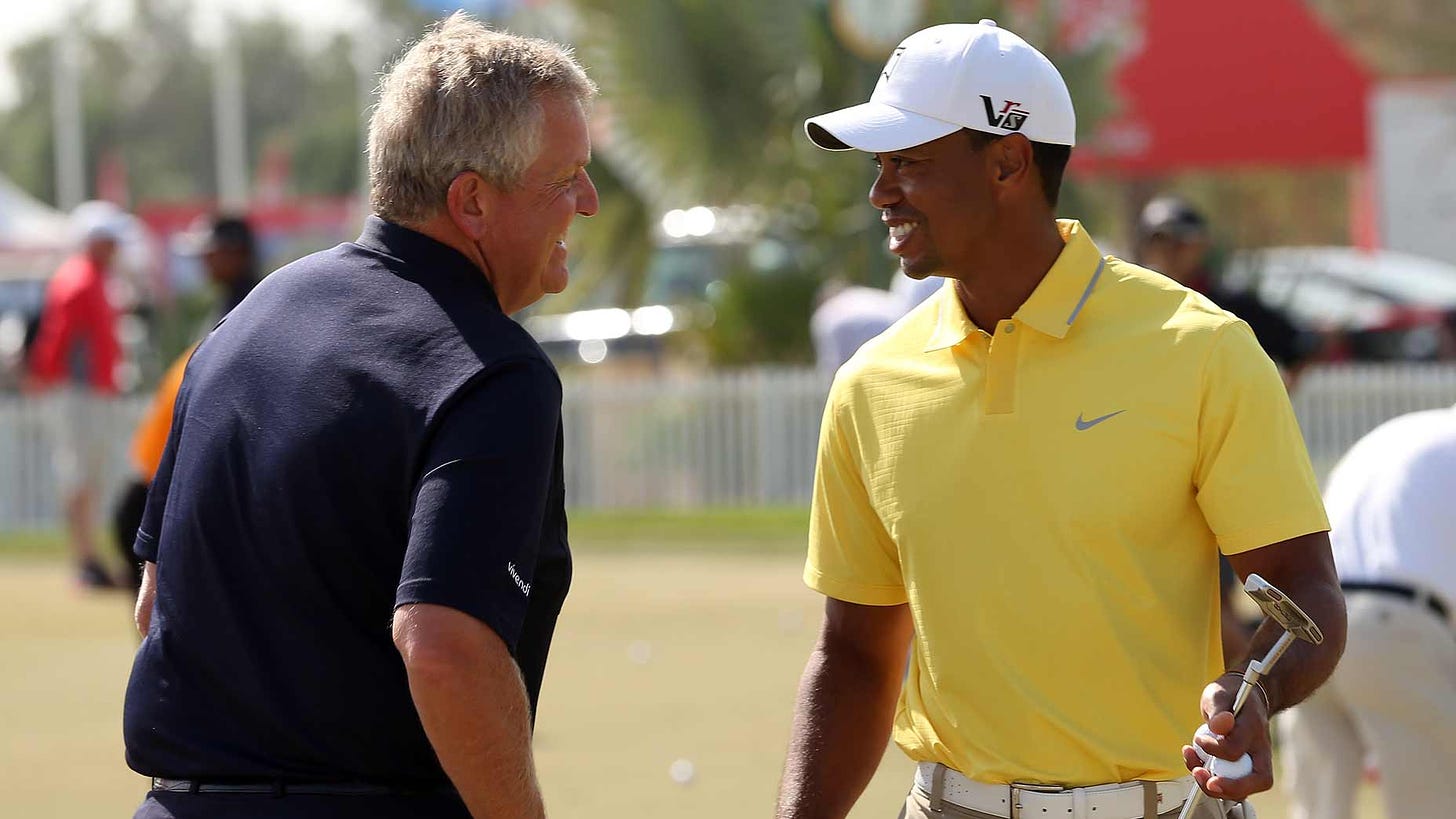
[915,762,1194,819]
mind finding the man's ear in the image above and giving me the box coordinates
[445,171,494,240]
[988,134,1034,192]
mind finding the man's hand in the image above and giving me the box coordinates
[1185,531,1346,804]
[1182,672,1272,802]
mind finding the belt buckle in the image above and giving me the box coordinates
[1009,781,1065,819]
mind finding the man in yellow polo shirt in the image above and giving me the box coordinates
[774,20,1346,819]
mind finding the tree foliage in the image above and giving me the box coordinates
[0,0,431,206]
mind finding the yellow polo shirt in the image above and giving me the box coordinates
[806,219,1328,786]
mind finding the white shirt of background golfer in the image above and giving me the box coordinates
[1322,403,1456,606]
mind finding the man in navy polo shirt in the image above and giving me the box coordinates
[123,13,598,818]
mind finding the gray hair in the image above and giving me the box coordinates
[367,12,597,224]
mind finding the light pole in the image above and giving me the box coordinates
[206,9,249,210]
[51,25,85,211]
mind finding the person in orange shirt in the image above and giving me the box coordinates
[28,210,125,589]
[111,215,259,590]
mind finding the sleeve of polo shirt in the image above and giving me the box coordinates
[1194,320,1330,555]
[133,441,173,563]
[804,383,905,605]
[133,365,191,563]
[396,358,561,652]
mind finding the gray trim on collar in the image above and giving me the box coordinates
[1066,257,1106,326]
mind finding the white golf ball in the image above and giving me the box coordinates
[669,758,695,785]
[1192,725,1254,780]
[627,640,652,665]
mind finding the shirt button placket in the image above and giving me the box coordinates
[986,320,1020,415]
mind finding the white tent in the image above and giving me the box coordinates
[0,175,75,252]
[0,175,74,282]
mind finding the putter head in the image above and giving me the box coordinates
[1244,573,1323,644]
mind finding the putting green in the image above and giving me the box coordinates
[0,524,1383,818]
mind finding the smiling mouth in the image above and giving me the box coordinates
[887,222,919,252]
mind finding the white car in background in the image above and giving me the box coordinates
[1225,247,1456,360]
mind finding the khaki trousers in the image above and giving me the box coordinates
[1279,591,1456,819]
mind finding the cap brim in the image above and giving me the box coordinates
[1156,224,1209,242]
[804,101,962,153]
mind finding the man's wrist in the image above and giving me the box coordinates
[1220,669,1272,714]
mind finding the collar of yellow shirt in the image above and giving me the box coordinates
[924,219,1106,352]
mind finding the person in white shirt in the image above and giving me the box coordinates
[889,270,943,311]
[1279,403,1456,819]
[810,279,912,376]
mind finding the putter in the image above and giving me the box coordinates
[1176,573,1324,819]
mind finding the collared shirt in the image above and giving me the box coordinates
[124,217,570,789]
[29,252,120,392]
[806,219,1328,786]
[1323,404,1456,607]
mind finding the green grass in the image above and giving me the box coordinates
[0,506,814,561]
[567,506,809,552]
[0,529,68,559]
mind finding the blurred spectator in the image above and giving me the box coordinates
[809,279,907,375]
[1278,403,1456,819]
[27,204,126,589]
[177,214,262,331]
[889,270,943,311]
[1440,309,1456,360]
[812,272,944,376]
[111,215,261,591]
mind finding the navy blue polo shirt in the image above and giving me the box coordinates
[124,217,571,787]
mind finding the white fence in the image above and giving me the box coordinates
[2,364,1455,530]
[0,393,146,531]
[1292,364,1456,477]
[563,368,828,509]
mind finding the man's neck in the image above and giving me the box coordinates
[952,218,1065,331]
[408,213,484,272]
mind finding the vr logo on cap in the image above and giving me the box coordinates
[882,46,907,81]
[981,96,1030,132]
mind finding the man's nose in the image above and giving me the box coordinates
[577,170,600,218]
[869,165,900,210]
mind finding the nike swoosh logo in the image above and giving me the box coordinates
[1075,410,1125,431]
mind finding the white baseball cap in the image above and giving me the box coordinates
[805,20,1076,153]
[71,200,129,244]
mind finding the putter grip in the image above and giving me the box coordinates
[1230,679,1256,714]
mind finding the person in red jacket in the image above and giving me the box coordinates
[28,211,125,589]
